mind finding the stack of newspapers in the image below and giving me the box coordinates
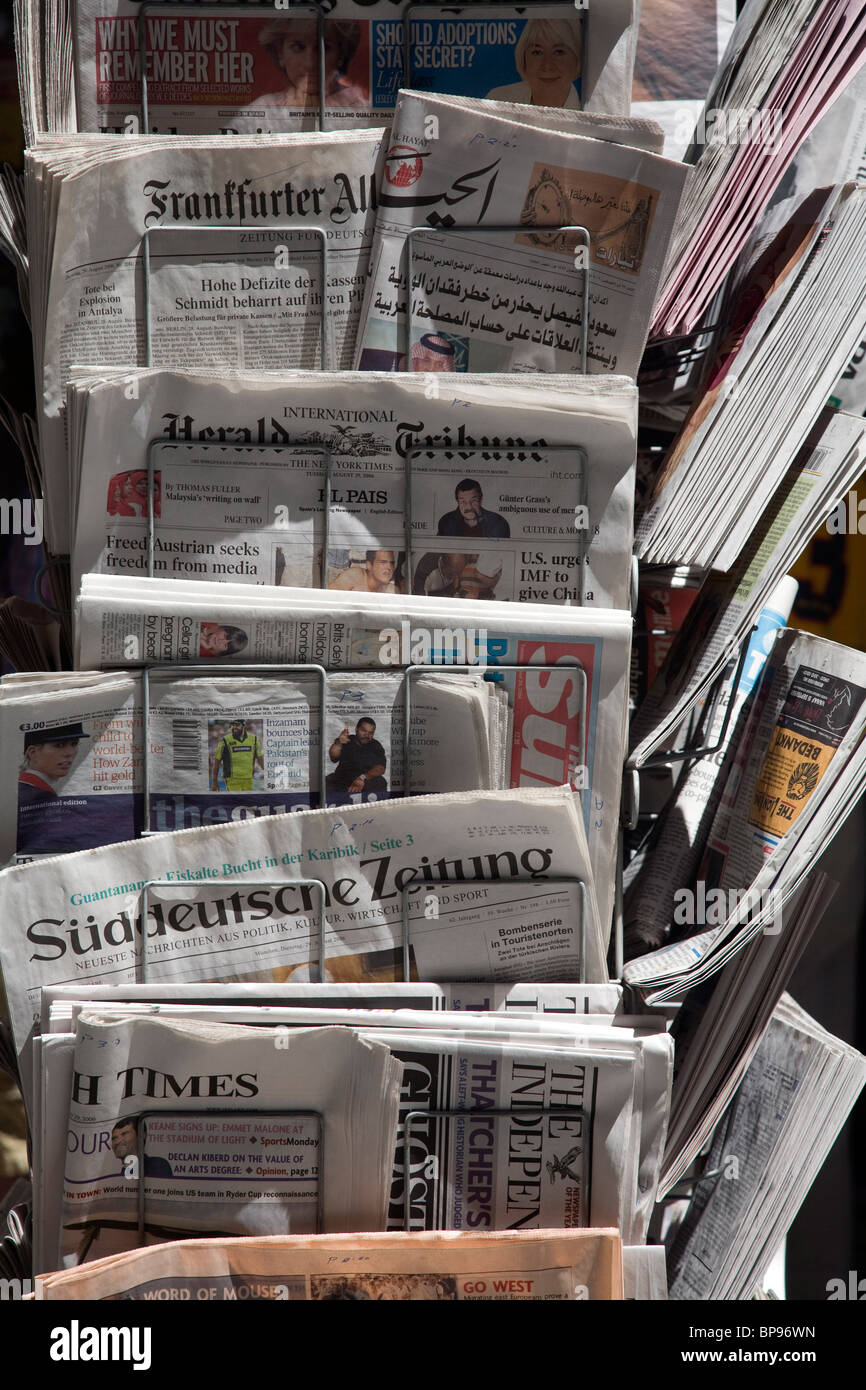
[28,982,672,1275]
[2,0,866,1303]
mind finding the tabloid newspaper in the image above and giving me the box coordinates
[354,89,690,378]
[73,576,632,934]
[696,630,866,909]
[44,2,640,135]
[59,1012,402,1259]
[67,367,638,611]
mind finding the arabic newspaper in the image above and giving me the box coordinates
[354,89,690,378]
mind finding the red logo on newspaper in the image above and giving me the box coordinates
[510,641,593,790]
[384,144,424,187]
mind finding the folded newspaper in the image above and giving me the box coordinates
[652,0,866,335]
[667,993,866,1301]
[31,974,630,1270]
[624,576,798,957]
[73,574,632,934]
[67,366,638,610]
[0,784,608,1065]
[658,868,836,1192]
[33,1228,624,1301]
[27,130,385,550]
[354,88,690,378]
[20,1,641,138]
[38,980,629,1035]
[44,999,672,1243]
[762,64,866,420]
[638,184,866,569]
[59,1011,402,1259]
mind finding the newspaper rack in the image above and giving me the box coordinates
[405,443,590,606]
[128,1106,325,1248]
[621,632,758,837]
[639,321,722,386]
[401,657,587,797]
[618,617,758,977]
[139,660,330,833]
[135,874,330,982]
[401,1105,589,1231]
[135,2,330,134]
[133,1,586,136]
[634,625,758,774]
[619,624,761,937]
[140,434,594,603]
[406,222,592,372]
[399,874,590,985]
[135,652,593,969]
[138,653,588,815]
[141,439,337,586]
[140,222,331,370]
[34,554,73,620]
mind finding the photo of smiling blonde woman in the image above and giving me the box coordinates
[485,17,584,109]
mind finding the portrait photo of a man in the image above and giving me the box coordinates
[437,479,511,539]
[110,1117,173,1178]
[328,549,402,594]
[410,333,456,372]
[211,718,265,793]
[326,717,388,803]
